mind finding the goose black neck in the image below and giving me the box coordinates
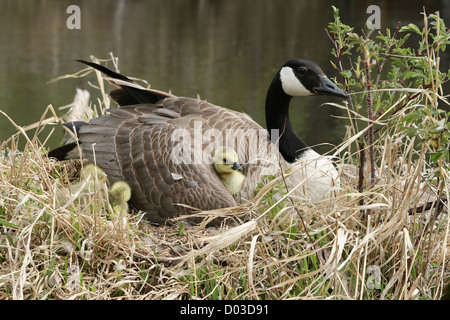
[265,76,309,163]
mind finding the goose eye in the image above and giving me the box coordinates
[297,67,307,76]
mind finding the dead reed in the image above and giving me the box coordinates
[0,53,448,300]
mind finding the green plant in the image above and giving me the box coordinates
[326,7,450,211]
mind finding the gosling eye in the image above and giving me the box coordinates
[297,66,307,76]
[223,158,227,164]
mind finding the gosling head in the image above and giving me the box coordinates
[81,164,108,184]
[278,59,347,98]
[213,146,242,174]
[109,181,132,202]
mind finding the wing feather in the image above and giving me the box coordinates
[73,95,279,224]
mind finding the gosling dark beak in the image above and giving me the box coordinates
[314,76,347,99]
[231,162,243,171]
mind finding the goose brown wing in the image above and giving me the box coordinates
[78,97,241,224]
[146,97,283,202]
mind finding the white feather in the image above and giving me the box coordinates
[292,149,340,201]
[279,67,313,96]
[237,134,339,203]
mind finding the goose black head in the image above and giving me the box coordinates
[279,59,347,99]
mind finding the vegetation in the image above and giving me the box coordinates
[0,9,449,300]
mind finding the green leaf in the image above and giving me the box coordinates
[0,218,22,230]
[430,150,445,162]
[341,70,352,79]
[399,23,421,34]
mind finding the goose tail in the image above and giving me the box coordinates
[76,59,132,82]
[76,59,173,105]
[48,121,88,160]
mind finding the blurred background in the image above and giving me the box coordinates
[0,0,448,153]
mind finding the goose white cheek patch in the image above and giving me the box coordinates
[280,66,313,96]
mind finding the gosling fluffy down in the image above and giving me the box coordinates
[108,180,132,214]
[56,164,108,203]
[56,164,131,213]
[213,147,245,195]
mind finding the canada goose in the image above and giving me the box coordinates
[49,59,346,225]
[213,146,245,195]
[108,180,132,214]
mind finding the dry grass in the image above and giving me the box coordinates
[0,55,448,300]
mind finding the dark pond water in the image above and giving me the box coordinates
[0,0,448,154]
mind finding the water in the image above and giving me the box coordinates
[0,0,447,154]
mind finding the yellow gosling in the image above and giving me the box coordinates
[108,180,132,214]
[56,164,108,204]
[213,146,245,195]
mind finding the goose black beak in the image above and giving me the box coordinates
[314,76,347,99]
[231,162,243,171]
